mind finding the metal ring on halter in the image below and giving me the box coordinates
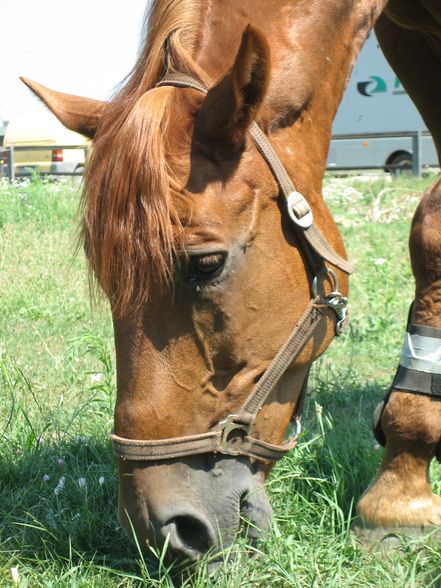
[312,267,339,298]
[218,415,252,456]
[312,267,349,335]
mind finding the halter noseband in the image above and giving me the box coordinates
[110,73,354,463]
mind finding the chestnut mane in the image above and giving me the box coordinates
[82,0,209,315]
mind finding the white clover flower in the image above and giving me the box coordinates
[54,476,65,495]
[374,258,386,266]
[42,474,50,483]
[57,458,65,469]
[10,567,19,584]
[98,476,105,486]
[90,373,103,383]
[78,477,87,489]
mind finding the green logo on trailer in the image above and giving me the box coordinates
[357,76,387,96]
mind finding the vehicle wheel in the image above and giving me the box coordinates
[386,152,413,177]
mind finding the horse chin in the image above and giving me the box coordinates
[117,455,272,563]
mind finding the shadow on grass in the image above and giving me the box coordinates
[0,436,141,573]
[0,378,387,576]
[269,377,387,522]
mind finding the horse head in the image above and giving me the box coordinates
[22,0,389,563]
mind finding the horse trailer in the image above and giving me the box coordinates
[327,32,438,174]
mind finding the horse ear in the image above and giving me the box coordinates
[20,77,106,139]
[197,25,270,153]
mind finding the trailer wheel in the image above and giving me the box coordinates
[385,151,413,176]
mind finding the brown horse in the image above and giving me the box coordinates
[22,0,441,564]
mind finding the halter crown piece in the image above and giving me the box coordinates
[110,73,354,463]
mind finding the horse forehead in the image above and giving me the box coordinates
[174,180,254,229]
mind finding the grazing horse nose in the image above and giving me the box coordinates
[118,457,272,564]
[160,512,216,561]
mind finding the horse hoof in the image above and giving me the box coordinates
[351,522,441,552]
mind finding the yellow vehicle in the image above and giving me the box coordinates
[0,114,88,177]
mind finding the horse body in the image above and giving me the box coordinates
[22,0,441,563]
[354,0,441,535]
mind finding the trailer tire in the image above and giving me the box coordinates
[386,151,413,177]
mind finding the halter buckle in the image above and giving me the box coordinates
[287,191,313,228]
[218,415,251,456]
[312,268,348,335]
[325,292,348,335]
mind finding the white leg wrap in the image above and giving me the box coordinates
[400,331,441,374]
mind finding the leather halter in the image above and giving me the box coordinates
[111,73,354,463]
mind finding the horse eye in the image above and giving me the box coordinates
[193,253,226,275]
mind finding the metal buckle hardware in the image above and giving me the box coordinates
[218,415,251,456]
[325,292,348,335]
[287,191,313,228]
[312,268,348,335]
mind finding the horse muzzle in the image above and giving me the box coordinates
[117,454,272,563]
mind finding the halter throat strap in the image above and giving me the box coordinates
[110,73,354,463]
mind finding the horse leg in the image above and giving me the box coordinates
[374,8,441,159]
[355,176,441,537]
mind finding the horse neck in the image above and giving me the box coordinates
[194,0,387,194]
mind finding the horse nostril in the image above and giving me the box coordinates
[163,514,214,559]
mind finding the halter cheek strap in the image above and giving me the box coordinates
[111,298,321,462]
[110,73,354,464]
[156,73,354,277]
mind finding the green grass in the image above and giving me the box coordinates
[0,174,440,587]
